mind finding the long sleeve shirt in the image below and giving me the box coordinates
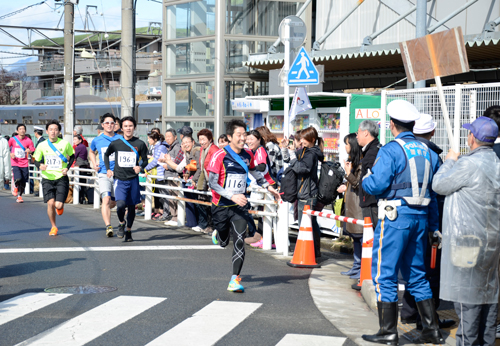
[104,136,148,181]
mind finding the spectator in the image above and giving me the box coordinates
[218,134,229,148]
[177,125,193,141]
[289,126,324,258]
[164,135,200,229]
[96,124,103,137]
[433,116,500,346]
[255,126,284,181]
[160,128,183,226]
[73,134,91,203]
[356,120,381,228]
[196,129,219,234]
[0,132,11,190]
[337,133,363,278]
[280,130,303,222]
[145,132,170,222]
[33,126,46,148]
[73,125,89,148]
[113,122,121,133]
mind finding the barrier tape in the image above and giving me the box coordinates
[304,210,365,226]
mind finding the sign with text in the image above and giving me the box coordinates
[355,108,382,119]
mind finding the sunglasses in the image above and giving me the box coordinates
[103,121,115,125]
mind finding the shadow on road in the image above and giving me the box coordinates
[0,258,86,279]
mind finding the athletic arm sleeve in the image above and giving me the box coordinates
[255,163,266,172]
[249,169,269,188]
[139,142,149,170]
[208,171,234,200]
[66,154,75,169]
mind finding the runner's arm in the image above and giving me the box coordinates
[66,154,75,168]
[249,169,269,188]
[208,171,234,200]
[254,163,266,172]
[104,143,114,171]
[88,150,98,170]
[34,152,44,169]
[139,142,149,171]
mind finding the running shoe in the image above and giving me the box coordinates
[123,231,133,242]
[56,207,64,216]
[136,211,145,216]
[16,196,23,203]
[211,229,219,245]
[202,227,213,235]
[250,239,263,248]
[192,226,203,232]
[164,220,178,227]
[227,275,244,293]
[117,223,126,238]
[106,225,114,238]
[49,227,58,236]
[12,187,18,196]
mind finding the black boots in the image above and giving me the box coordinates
[362,302,399,346]
[416,298,445,344]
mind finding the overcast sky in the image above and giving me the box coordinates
[0,0,163,68]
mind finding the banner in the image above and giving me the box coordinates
[289,87,312,122]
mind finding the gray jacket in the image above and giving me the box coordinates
[164,140,182,178]
[0,137,11,185]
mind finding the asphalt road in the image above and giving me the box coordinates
[0,191,351,346]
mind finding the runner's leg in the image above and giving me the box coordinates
[231,217,248,276]
[116,200,127,224]
[102,196,112,225]
[126,205,135,230]
[47,199,57,228]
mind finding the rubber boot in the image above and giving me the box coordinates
[416,298,445,344]
[362,301,399,346]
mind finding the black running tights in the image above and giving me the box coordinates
[116,200,136,229]
[217,218,247,276]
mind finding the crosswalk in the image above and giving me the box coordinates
[0,292,348,346]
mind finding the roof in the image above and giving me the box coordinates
[32,95,107,105]
[244,32,500,76]
[28,27,161,48]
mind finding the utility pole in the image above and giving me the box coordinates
[121,0,135,119]
[415,0,427,89]
[63,0,76,144]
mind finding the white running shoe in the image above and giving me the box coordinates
[191,226,203,232]
[164,220,178,227]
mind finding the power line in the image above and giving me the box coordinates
[0,1,48,21]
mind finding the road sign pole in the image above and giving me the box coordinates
[281,18,291,257]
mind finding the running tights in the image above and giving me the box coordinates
[116,200,136,229]
[217,218,247,276]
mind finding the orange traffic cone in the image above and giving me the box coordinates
[357,216,374,288]
[287,205,321,268]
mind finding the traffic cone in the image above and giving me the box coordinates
[357,216,374,288]
[287,205,320,268]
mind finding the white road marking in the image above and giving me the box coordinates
[146,301,262,346]
[15,295,166,346]
[0,293,72,327]
[0,245,221,254]
[275,334,347,346]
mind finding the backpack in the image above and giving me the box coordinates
[279,166,300,203]
[317,161,345,205]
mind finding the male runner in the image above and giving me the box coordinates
[208,119,279,292]
[33,120,75,236]
[9,124,35,203]
[89,113,121,237]
[104,116,148,242]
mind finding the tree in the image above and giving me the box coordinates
[0,67,35,105]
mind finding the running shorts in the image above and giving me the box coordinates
[114,176,141,206]
[98,173,115,199]
[42,176,70,203]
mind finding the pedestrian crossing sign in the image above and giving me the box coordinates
[288,47,319,85]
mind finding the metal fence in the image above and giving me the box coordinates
[381,82,500,158]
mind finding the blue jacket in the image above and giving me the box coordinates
[362,132,440,232]
[145,141,168,180]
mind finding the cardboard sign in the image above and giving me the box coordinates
[399,27,469,83]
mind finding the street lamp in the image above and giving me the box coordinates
[6,80,22,105]
[75,75,93,95]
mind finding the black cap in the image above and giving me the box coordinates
[97,124,104,131]
[177,125,193,136]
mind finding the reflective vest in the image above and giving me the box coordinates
[382,138,432,206]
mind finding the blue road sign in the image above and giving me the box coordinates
[288,47,319,85]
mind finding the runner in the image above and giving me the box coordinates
[33,120,75,236]
[208,119,279,293]
[89,113,121,237]
[8,124,35,203]
[104,116,148,242]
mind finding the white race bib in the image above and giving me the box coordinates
[14,147,25,158]
[101,147,115,161]
[46,155,62,169]
[225,173,246,194]
[117,151,136,168]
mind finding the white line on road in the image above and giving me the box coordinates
[15,295,166,346]
[146,301,262,346]
[0,293,72,327]
[275,334,347,346]
[0,245,221,254]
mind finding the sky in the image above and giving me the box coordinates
[0,0,164,69]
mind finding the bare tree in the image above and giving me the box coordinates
[0,68,36,105]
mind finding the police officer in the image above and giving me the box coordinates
[361,100,444,345]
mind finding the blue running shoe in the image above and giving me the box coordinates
[212,229,219,245]
[227,275,244,293]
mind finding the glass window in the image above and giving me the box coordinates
[165,121,215,142]
[225,80,269,116]
[226,1,300,36]
[165,41,215,77]
[166,0,216,39]
[226,40,273,73]
[164,81,215,117]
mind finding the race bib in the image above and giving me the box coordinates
[14,147,25,158]
[225,173,246,194]
[46,155,62,169]
[117,151,136,168]
[101,147,115,161]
